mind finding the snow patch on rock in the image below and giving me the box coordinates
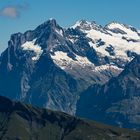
[55,29,63,36]
[94,64,123,72]
[51,51,94,69]
[21,40,43,61]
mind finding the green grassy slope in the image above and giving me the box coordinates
[0,95,140,140]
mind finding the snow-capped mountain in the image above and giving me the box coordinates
[0,19,140,116]
[72,20,140,60]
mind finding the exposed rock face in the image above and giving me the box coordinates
[77,55,140,130]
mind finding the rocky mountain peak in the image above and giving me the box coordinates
[35,18,63,34]
[120,55,140,79]
[72,20,90,29]
[105,22,139,36]
[72,20,100,31]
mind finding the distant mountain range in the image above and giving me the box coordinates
[0,19,140,130]
[0,95,140,140]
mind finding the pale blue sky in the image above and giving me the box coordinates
[0,0,140,52]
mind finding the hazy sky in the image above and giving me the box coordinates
[0,0,140,52]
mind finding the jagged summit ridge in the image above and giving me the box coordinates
[7,19,140,65]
